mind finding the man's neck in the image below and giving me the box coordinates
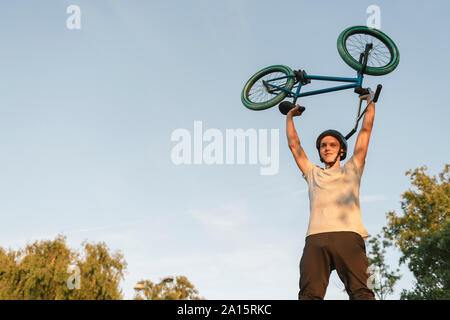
[325,161,341,169]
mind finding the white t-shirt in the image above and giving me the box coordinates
[302,155,369,239]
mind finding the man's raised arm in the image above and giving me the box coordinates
[286,105,309,175]
[353,96,375,164]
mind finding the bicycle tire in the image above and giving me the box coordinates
[337,26,400,76]
[241,65,295,110]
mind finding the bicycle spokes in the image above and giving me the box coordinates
[247,72,290,103]
[345,33,392,68]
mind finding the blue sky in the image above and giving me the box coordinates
[0,0,449,299]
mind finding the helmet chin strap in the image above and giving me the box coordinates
[324,152,341,168]
[321,150,343,168]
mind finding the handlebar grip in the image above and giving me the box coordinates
[373,84,382,103]
[355,86,369,95]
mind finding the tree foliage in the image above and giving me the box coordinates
[0,234,127,300]
[383,164,449,299]
[133,275,203,300]
[383,165,449,261]
[400,219,450,300]
[366,233,401,300]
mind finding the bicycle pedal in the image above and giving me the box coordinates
[294,70,310,85]
[262,80,274,93]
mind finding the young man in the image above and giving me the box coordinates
[286,95,376,300]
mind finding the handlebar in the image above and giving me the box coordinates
[345,84,382,140]
[373,84,382,103]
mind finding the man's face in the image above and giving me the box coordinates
[320,135,341,163]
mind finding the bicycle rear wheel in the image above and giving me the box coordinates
[241,65,295,110]
[337,26,400,76]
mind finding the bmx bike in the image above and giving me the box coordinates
[241,25,400,140]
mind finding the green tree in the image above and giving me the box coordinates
[400,219,450,300]
[366,233,401,300]
[0,234,127,300]
[133,275,204,300]
[383,164,449,299]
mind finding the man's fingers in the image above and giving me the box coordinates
[296,105,306,113]
[359,94,370,100]
[287,104,306,117]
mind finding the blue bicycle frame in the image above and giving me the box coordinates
[265,69,382,140]
[262,42,383,140]
[266,72,364,104]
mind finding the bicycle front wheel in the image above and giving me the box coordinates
[241,65,295,110]
[337,26,400,76]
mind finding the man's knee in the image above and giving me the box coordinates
[349,288,376,300]
[298,288,326,300]
[298,280,328,300]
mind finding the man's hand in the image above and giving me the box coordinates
[287,104,305,117]
[359,94,374,104]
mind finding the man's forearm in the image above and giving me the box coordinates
[361,101,375,132]
[353,100,375,162]
[286,115,300,147]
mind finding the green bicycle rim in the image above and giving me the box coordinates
[337,26,400,76]
[241,65,295,110]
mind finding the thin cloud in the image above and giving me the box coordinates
[360,194,388,203]
[186,202,248,231]
[293,188,308,195]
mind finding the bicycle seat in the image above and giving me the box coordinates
[279,101,305,115]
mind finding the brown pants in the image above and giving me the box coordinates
[298,231,375,300]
